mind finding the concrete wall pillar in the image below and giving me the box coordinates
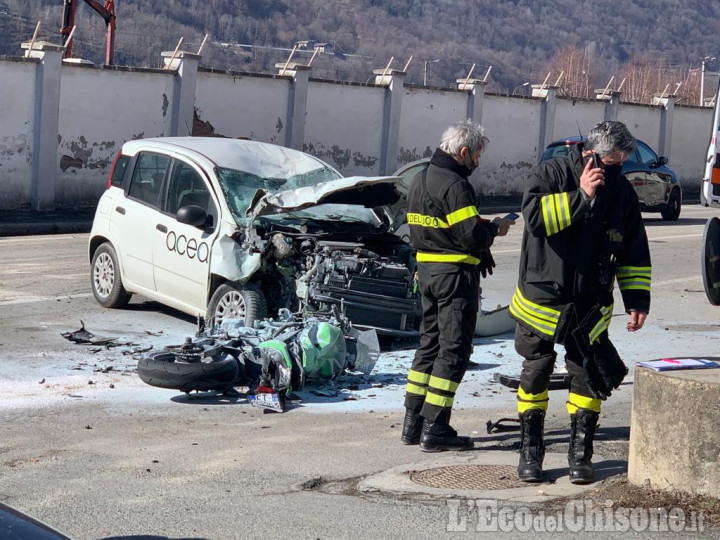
[457,79,487,124]
[654,93,676,159]
[532,85,558,163]
[21,41,63,210]
[162,51,200,137]
[374,69,405,175]
[595,90,621,121]
[282,66,310,150]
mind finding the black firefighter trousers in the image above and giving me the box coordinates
[514,324,603,414]
[405,262,479,424]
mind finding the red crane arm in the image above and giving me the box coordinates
[60,0,116,65]
[82,0,115,24]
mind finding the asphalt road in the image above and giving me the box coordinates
[1,206,719,540]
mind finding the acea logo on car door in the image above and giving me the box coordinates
[165,230,209,263]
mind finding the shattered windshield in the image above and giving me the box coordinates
[217,158,342,225]
[259,203,381,226]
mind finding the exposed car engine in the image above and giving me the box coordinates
[258,229,421,336]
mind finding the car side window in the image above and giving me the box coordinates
[636,143,657,166]
[164,160,217,222]
[128,152,169,208]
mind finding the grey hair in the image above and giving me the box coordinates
[439,119,489,156]
[586,121,637,156]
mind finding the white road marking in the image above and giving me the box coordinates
[652,276,701,287]
[0,292,93,306]
[0,234,87,244]
[648,233,703,241]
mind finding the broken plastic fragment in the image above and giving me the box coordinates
[61,321,117,345]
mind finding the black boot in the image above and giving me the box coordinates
[419,420,473,453]
[568,409,599,484]
[400,409,423,445]
[518,409,545,483]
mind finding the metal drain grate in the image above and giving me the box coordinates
[410,465,526,490]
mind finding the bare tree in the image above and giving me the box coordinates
[617,55,702,105]
[540,45,594,98]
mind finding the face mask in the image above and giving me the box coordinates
[603,164,622,180]
[462,152,478,175]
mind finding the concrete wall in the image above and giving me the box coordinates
[57,65,175,206]
[303,80,385,176]
[0,49,714,209]
[553,98,605,141]
[0,58,37,207]
[480,95,541,194]
[620,103,662,150]
[397,86,467,166]
[671,106,714,185]
[195,70,290,143]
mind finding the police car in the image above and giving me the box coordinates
[89,138,421,334]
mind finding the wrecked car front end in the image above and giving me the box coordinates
[212,174,421,336]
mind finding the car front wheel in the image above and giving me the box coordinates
[91,242,132,308]
[661,189,681,221]
[207,282,267,328]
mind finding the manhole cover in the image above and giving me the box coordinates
[410,464,526,490]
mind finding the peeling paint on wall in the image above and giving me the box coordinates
[60,155,83,172]
[162,93,169,117]
[352,153,377,168]
[0,134,30,166]
[304,142,359,171]
[303,142,380,172]
[275,117,283,134]
[397,146,433,165]
[500,160,534,170]
[193,109,219,137]
[58,136,117,174]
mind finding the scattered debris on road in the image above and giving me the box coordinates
[137,310,380,413]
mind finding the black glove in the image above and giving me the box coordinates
[478,249,495,278]
[581,353,612,401]
[575,332,628,401]
[571,308,628,400]
[592,335,628,395]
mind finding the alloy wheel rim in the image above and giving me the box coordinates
[93,253,114,298]
[215,291,247,324]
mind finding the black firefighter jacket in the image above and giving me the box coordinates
[406,150,498,267]
[509,143,651,345]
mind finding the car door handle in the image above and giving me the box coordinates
[115,206,126,215]
[156,224,168,233]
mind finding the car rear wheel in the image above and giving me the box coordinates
[661,189,681,221]
[91,242,131,308]
[207,282,267,328]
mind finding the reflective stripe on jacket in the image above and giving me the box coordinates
[406,158,496,265]
[512,143,651,342]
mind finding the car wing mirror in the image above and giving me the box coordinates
[657,156,669,167]
[177,205,208,228]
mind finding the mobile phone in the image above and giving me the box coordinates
[503,212,519,221]
[591,152,601,168]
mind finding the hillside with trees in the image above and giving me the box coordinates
[1,0,719,103]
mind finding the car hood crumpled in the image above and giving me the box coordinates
[246,175,408,229]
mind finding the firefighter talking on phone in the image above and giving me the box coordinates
[402,119,514,452]
[510,121,651,484]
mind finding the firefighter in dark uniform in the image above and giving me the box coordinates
[510,121,651,483]
[401,119,514,452]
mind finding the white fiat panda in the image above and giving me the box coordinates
[89,137,421,334]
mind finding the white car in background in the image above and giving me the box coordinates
[89,138,421,335]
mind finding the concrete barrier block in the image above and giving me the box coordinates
[628,365,720,497]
